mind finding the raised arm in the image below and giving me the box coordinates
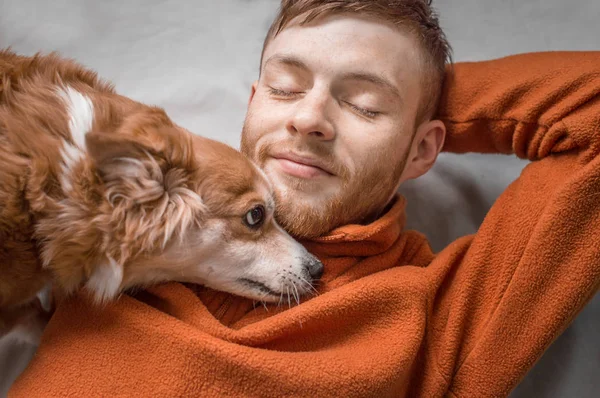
[438,51,600,161]
[425,51,600,396]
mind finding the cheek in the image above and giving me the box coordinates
[344,131,410,183]
[241,125,261,162]
[242,99,283,154]
[248,93,286,129]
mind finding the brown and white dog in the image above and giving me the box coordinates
[0,49,323,343]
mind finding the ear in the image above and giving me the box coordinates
[85,110,206,255]
[85,109,196,206]
[86,129,164,204]
[85,109,181,177]
[400,119,446,182]
[248,81,258,107]
[85,128,159,170]
[85,256,123,304]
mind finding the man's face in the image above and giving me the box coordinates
[241,15,426,238]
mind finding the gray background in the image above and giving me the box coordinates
[0,0,598,396]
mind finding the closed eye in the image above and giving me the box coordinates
[268,87,300,98]
[344,101,380,119]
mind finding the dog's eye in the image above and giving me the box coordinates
[244,205,265,228]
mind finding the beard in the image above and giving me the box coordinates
[241,128,411,239]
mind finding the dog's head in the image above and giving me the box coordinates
[43,105,323,304]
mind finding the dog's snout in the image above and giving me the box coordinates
[305,256,324,280]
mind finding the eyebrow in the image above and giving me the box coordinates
[263,54,309,72]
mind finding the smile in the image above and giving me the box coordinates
[271,152,334,179]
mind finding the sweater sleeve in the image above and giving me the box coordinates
[438,51,600,160]
[427,51,600,397]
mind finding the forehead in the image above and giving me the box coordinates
[262,14,422,89]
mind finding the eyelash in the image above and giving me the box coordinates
[268,87,379,119]
[346,103,379,119]
[268,87,298,97]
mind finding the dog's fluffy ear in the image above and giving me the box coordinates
[86,128,170,206]
[85,108,195,197]
[85,108,206,256]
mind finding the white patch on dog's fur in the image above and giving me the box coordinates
[57,85,94,148]
[56,85,94,192]
[58,144,83,192]
[178,217,317,303]
[85,256,123,304]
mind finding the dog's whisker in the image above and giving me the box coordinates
[290,283,297,305]
[291,282,300,306]
[261,299,269,312]
[298,275,320,296]
[296,276,314,292]
[254,291,271,312]
[278,288,284,309]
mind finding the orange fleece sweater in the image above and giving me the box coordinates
[9,51,600,397]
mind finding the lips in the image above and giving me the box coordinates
[270,151,334,179]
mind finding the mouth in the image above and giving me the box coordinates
[271,151,334,179]
[238,278,280,298]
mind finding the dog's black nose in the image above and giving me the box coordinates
[306,257,324,280]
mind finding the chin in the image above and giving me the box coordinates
[271,191,336,239]
[273,180,392,239]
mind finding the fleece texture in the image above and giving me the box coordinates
[9,51,600,397]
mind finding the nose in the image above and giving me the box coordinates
[286,92,335,141]
[305,256,324,281]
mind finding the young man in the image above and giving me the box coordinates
[10,1,600,396]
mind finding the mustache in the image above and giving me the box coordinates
[257,140,350,180]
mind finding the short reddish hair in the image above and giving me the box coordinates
[261,0,452,124]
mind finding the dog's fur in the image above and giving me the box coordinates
[0,49,323,343]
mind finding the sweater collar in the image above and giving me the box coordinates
[301,195,407,259]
